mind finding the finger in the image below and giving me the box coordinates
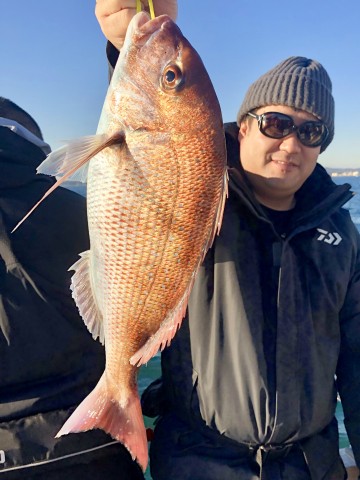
[95,0,137,17]
[151,0,178,20]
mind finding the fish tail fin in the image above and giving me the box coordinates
[56,374,148,472]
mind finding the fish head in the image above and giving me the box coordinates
[101,12,224,138]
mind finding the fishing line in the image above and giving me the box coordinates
[136,0,155,19]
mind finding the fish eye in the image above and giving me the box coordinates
[161,64,183,91]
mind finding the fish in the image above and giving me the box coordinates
[14,11,228,471]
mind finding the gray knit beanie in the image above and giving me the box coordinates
[237,56,335,152]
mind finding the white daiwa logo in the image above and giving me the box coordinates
[0,450,5,464]
[316,228,342,246]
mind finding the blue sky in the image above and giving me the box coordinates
[1,1,359,168]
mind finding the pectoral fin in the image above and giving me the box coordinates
[12,131,126,233]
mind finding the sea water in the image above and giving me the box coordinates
[139,175,360,477]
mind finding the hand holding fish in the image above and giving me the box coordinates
[95,0,178,50]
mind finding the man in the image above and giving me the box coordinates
[0,98,144,479]
[96,2,360,479]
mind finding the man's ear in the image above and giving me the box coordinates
[238,120,248,141]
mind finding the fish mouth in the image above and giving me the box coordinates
[130,12,177,48]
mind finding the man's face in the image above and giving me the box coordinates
[238,105,321,210]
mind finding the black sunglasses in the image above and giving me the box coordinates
[247,111,329,148]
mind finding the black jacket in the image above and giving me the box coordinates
[145,123,360,479]
[0,127,143,478]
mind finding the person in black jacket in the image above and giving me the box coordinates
[0,97,144,479]
[96,3,360,480]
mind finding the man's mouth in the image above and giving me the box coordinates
[272,159,298,167]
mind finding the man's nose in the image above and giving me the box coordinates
[279,133,302,154]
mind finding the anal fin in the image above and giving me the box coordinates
[130,283,192,367]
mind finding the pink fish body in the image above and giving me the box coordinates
[28,12,228,471]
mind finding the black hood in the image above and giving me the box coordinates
[0,127,55,190]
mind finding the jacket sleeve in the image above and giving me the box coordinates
[106,42,119,82]
[336,227,360,467]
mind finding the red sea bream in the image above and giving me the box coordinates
[16,11,228,471]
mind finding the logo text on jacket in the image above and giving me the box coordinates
[316,228,342,246]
